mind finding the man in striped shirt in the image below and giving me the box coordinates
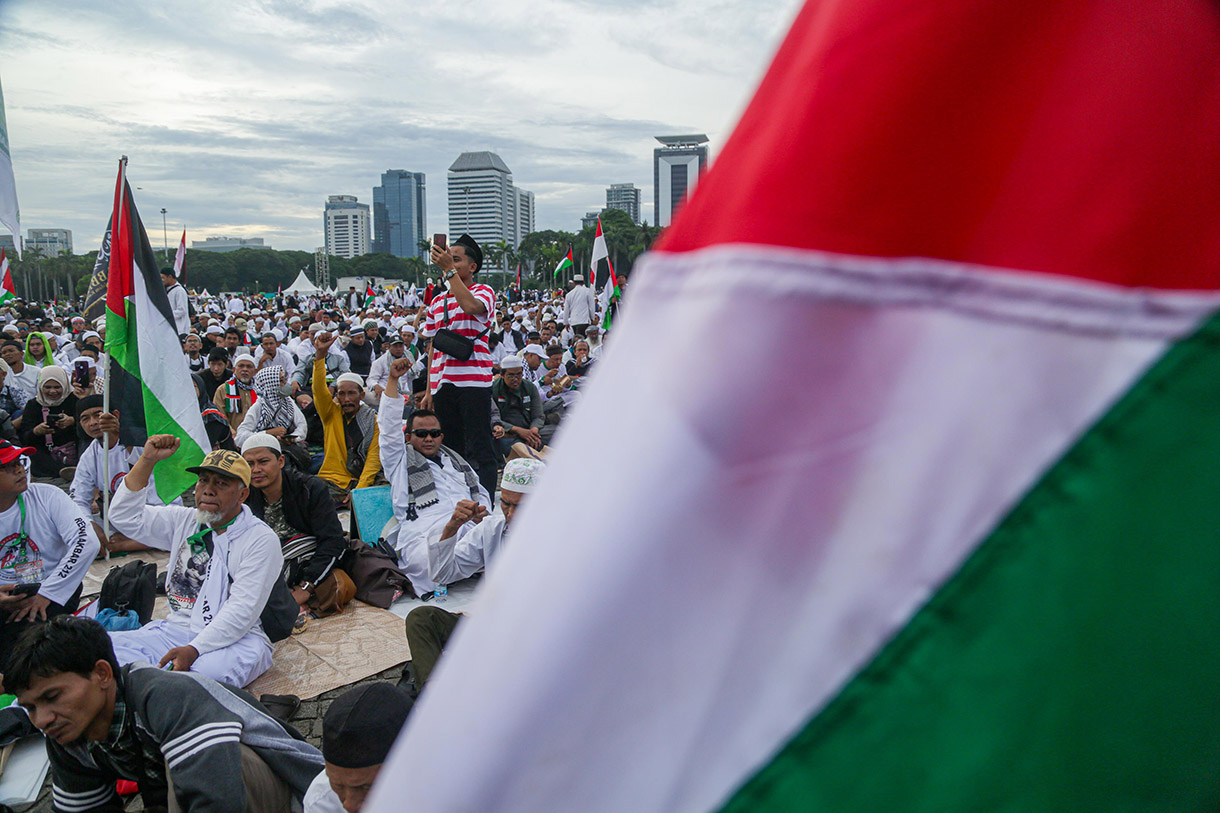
[421,234,498,497]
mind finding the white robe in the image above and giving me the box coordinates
[377,392,489,596]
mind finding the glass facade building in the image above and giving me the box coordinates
[373,170,427,258]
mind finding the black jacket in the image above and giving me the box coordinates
[246,466,346,586]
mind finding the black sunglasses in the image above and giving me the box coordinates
[411,429,443,439]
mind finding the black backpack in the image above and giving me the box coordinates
[99,560,158,625]
[203,536,299,643]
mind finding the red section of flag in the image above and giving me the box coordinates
[658,0,1220,291]
[106,160,134,315]
[0,249,11,297]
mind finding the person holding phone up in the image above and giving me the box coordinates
[18,366,79,478]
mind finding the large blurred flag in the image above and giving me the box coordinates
[0,76,20,255]
[105,159,207,503]
[367,2,1220,811]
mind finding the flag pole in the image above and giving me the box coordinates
[101,155,127,560]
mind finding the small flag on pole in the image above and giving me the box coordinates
[591,217,620,330]
[0,248,14,304]
[172,229,186,284]
[553,247,573,281]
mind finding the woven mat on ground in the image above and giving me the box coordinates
[79,551,172,599]
[246,600,409,699]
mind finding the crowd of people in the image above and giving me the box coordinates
[0,234,620,811]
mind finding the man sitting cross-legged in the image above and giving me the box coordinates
[10,615,324,812]
[107,436,283,688]
[378,357,489,598]
[402,457,544,695]
[241,433,350,614]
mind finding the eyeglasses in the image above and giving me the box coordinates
[411,429,443,439]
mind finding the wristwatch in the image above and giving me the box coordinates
[444,269,457,282]
[297,581,315,594]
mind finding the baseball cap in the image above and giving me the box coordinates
[186,449,252,486]
[0,439,34,465]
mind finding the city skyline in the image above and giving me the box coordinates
[0,0,799,254]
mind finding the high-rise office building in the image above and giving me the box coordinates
[26,228,72,256]
[448,151,533,269]
[653,135,709,227]
[606,183,641,224]
[516,188,535,245]
[324,195,371,259]
[373,170,426,258]
[581,211,602,231]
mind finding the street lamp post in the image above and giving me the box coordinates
[160,208,168,265]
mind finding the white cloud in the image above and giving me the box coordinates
[0,0,800,251]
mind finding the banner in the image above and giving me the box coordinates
[81,217,112,323]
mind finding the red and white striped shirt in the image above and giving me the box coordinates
[423,284,496,391]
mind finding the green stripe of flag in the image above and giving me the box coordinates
[722,313,1220,812]
[106,306,205,503]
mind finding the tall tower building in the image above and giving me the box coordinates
[323,195,371,259]
[653,135,709,227]
[606,183,641,224]
[515,188,535,244]
[448,151,533,269]
[372,170,426,258]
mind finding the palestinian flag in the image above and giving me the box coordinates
[553,247,573,281]
[0,248,14,304]
[365,281,375,305]
[366,2,1220,811]
[105,159,208,503]
[591,217,620,330]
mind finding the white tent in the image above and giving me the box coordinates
[284,270,322,295]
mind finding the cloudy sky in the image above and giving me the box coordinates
[0,0,801,253]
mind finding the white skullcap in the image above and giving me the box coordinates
[501,458,545,494]
[523,344,546,357]
[401,323,416,334]
[335,372,364,390]
[81,330,101,341]
[499,356,523,370]
[2,325,18,334]
[205,325,223,335]
[233,353,256,366]
[241,432,282,454]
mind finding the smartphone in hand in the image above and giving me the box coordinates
[433,233,448,252]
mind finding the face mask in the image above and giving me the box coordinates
[279,383,294,397]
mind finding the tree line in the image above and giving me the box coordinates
[4,208,663,300]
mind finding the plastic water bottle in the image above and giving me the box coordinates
[433,584,448,603]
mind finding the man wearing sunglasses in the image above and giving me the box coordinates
[378,357,489,598]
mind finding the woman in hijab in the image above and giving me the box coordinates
[234,366,307,448]
[24,331,52,368]
[192,372,236,452]
[18,366,79,477]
